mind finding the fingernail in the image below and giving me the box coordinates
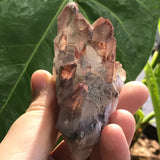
[31,71,48,100]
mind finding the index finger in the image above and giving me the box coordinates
[117,81,149,114]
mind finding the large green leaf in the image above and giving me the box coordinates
[0,0,160,141]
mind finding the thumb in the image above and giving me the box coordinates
[0,70,58,160]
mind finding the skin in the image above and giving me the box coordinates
[0,70,149,160]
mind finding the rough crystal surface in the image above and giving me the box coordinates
[53,2,126,160]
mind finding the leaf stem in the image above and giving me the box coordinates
[151,51,160,69]
[142,111,155,124]
[144,62,160,143]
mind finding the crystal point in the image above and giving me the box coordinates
[53,2,126,160]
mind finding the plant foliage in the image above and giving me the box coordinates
[145,61,160,143]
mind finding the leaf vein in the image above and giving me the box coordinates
[135,0,151,13]
[0,0,8,5]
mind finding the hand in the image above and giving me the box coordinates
[0,70,149,160]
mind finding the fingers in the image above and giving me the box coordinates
[0,70,58,160]
[109,109,135,146]
[28,70,58,155]
[28,70,57,114]
[99,81,148,160]
[89,110,135,160]
[117,81,149,114]
[100,124,130,160]
[99,81,149,160]
[28,70,58,148]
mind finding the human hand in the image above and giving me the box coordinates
[0,70,149,160]
[0,70,58,160]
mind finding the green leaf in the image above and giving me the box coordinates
[0,0,160,141]
[144,62,160,144]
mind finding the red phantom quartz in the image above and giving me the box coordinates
[53,2,126,160]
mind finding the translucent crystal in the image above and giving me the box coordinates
[53,2,126,160]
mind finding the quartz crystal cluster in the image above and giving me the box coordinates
[53,2,126,160]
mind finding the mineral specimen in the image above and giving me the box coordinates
[53,2,126,160]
